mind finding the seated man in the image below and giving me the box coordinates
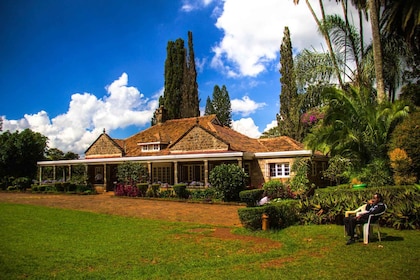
[344,193,386,245]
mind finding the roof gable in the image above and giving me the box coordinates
[170,125,229,153]
[85,132,124,159]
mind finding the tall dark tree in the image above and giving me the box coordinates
[204,96,215,115]
[211,85,232,127]
[157,31,200,124]
[181,31,200,118]
[278,26,300,141]
[0,129,48,179]
[163,38,185,120]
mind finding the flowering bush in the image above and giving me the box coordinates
[114,184,140,197]
[301,109,324,126]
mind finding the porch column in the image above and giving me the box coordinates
[204,160,208,187]
[38,166,42,185]
[53,166,56,181]
[174,161,178,185]
[147,162,152,183]
[103,164,107,191]
[237,158,243,168]
[84,164,88,184]
[68,165,72,181]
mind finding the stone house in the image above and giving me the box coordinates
[37,110,328,192]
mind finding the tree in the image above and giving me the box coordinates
[159,31,200,123]
[0,129,48,179]
[305,86,409,167]
[382,0,420,53]
[278,26,300,140]
[209,163,248,202]
[181,31,200,118]
[211,85,232,127]
[117,162,148,185]
[204,96,215,115]
[368,0,386,102]
[163,38,185,120]
[293,0,344,88]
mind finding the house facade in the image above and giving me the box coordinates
[37,110,328,192]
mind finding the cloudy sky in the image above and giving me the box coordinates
[0,0,364,155]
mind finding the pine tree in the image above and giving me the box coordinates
[181,31,200,118]
[204,96,215,115]
[211,85,232,127]
[278,26,300,140]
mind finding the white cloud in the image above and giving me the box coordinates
[181,0,216,12]
[231,96,266,116]
[211,0,365,77]
[231,118,261,138]
[2,73,158,155]
[263,120,278,132]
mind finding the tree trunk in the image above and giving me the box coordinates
[368,0,386,103]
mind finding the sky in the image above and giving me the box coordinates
[0,0,365,155]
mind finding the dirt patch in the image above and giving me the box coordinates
[0,192,244,227]
[0,192,282,250]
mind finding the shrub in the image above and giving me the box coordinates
[12,177,32,191]
[322,155,352,185]
[389,148,417,185]
[209,164,248,202]
[117,162,148,185]
[239,189,264,207]
[136,183,149,197]
[173,184,189,199]
[290,158,311,197]
[360,158,393,187]
[389,111,420,178]
[237,200,300,230]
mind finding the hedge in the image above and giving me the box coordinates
[238,199,300,230]
[238,185,420,230]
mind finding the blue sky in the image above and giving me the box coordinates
[0,0,356,155]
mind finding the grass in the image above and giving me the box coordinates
[0,203,419,279]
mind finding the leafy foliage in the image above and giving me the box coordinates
[239,189,264,207]
[322,155,352,185]
[209,164,248,202]
[116,162,147,185]
[0,129,48,180]
[389,111,420,178]
[389,148,417,185]
[289,158,312,197]
[263,180,295,199]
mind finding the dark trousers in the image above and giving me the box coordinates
[344,216,368,238]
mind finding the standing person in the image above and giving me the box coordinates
[344,193,386,245]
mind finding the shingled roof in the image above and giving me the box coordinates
[87,114,306,157]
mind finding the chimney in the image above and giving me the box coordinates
[155,105,167,124]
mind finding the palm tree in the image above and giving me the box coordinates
[382,0,420,52]
[305,86,409,166]
[368,0,386,103]
[293,0,344,88]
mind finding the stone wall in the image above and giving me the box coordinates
[86,135,123,158]
[171,126,228,152]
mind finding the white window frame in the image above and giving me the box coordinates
[269,163,290,178]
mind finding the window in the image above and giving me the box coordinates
[141,144,160,152]
[269,163,290,178]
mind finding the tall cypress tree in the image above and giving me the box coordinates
[155,31,200,124]
[277,26,300,140]
[163,39,185,120]
[181,31,200,118]
[211,85,232,127]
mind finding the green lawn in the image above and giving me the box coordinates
[0,203,419,279]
